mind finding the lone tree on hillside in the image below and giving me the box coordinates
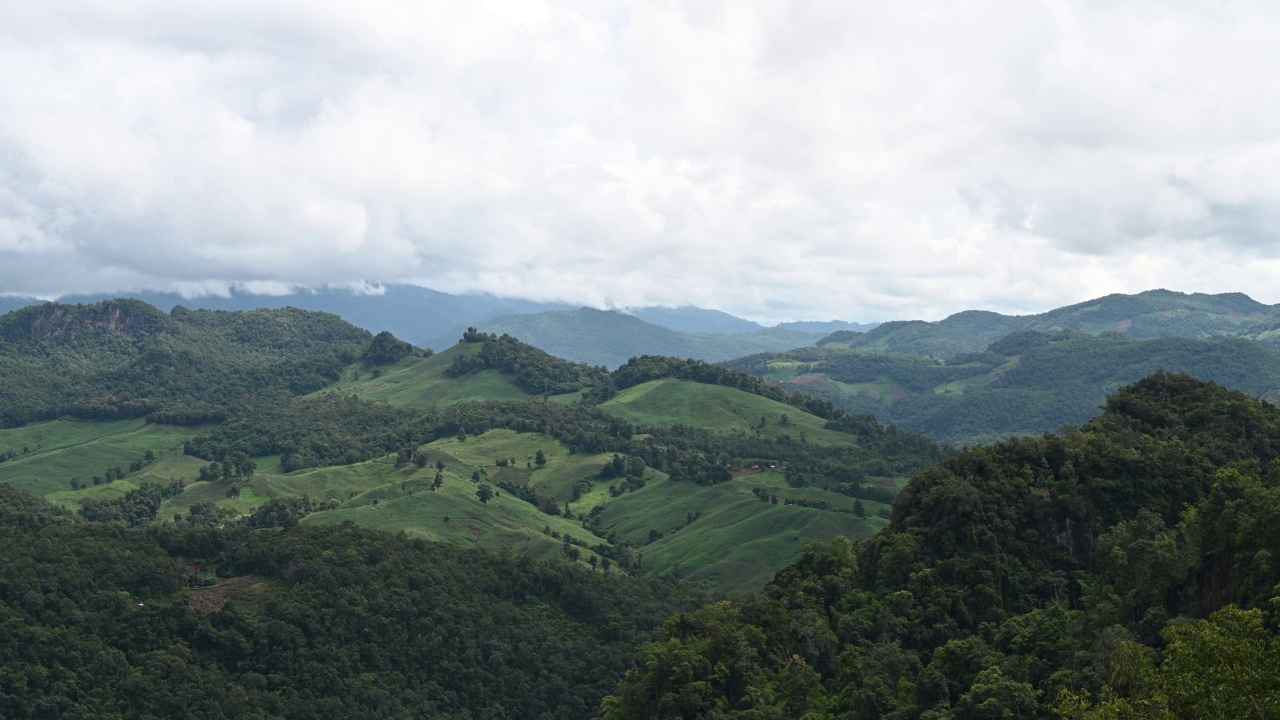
[476,483,494,514]
[535,450,547,467]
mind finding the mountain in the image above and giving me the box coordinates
[627,306,765,334]
[0,299,376,428]
[600,373,1280,719]
[822,289,1280,359]
[776,319,879,334]
[729,330,1280,445]
[2,286,842,353]
[428,307,825,368]
[2,285,573,349]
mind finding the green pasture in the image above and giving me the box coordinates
[0,420,199,496]
[315,344,530,409]
[598,379,853,445]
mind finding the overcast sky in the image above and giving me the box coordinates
[3,1,1280,323]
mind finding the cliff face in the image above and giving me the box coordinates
[6,299,175,346]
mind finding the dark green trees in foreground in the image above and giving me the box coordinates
[0,494,709,719]
[599,373,1280,719]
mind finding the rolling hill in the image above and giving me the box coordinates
[0,301,945,593]
[729,330,1280,445]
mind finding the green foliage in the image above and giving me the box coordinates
[732,333,1280,446]
[447,330,609,394]
[360,330,420,365]
[78,480,185,526]
[599,374,1280,719]
[0,488,710,719]
[0,300,372,427]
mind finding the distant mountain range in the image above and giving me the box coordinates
[0,286,875,364]
[822,288,1280,359]
[424,308,836,368]
[729,329,1280,446]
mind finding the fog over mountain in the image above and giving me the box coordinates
[4,2,1280,322]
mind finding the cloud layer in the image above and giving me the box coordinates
[3,0,1280,322]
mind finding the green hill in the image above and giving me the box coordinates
[599,379,856,447]
[730,332,1280,445]
[318,343,533,408]
[822,289,1280,360]
[600,373,1280,719]
[0,299,375,427]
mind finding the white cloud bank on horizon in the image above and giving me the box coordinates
[2,0,1280,323]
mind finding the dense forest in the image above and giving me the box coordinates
[597,373,1280,719]
[0,486,709,719]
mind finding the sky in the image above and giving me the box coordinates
[3,1,1280,323]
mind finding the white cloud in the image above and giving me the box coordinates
[1,0,1280,322]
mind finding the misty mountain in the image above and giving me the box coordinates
[775,319,879,334]
[430,308,825,368]
[0,286,839,352]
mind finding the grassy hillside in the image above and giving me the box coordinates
[316,343,533,408]
[596,470,892,593]
[599,379,854,446]
[0,419,199,496]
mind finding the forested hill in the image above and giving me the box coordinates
[729,331,1280,445]
[0,485,711,719]
[820,288,1280,359]
[599,372,1280,719]
[0,299,379,427]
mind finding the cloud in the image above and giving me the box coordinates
[1,0,1280,322]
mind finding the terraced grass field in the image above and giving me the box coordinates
[595,472,888,594]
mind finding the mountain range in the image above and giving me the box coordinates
[822,288,1280,359]
[0,285,873,362]
[1,296,1279,718]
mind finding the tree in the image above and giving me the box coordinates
[535,450,547,467]
[457,427,467,442]
[1059,602,1280,720]
[476,483,494,514]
